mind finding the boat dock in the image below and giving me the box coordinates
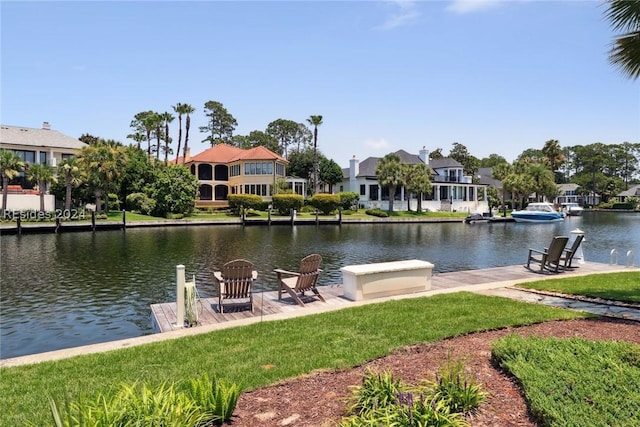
[150,261,633,333]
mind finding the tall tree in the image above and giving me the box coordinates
[58,157,83,211]
[0,149,25,215]
[130,111,160,157]
[492,163,513,216]
[78,133,99,146]
[376,153,404,213]
[429,148,444,160]
[479,153,508,168]
[77,140,128,213]
[318,157,343,193]
[404,163,432,212]
[265,119,311,157]
[182,103,196,163]
[246,130,279,152]
[199,100,237,145]
[307,115,323,194]
[161,111,174,163]
[605,0,640,79]
[26,163,57,212]
[449,142,479,177]
[172,103,185,161]
[542,139,566,177]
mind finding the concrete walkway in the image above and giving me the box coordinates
[2,262,638,368]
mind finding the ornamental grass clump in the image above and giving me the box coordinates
[42,374,241,427]
[341,363,485,426]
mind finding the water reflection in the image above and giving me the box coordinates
[1,212,638,359]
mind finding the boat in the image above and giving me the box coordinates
[464,212,491,224]
[511,202,565,223]
[561,202,584,216]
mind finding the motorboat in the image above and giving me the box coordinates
[561,202,584,216]
[464,212,491,224]
[511,202,565,223]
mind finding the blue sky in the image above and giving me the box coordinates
[2,1,638,166]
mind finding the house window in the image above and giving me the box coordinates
[244,162,275,175]
[276,163,285,176]
[360,184,366,196]
[214,165,229,181]
[39,152,48,165]
[229,164,241,177]
[61,153,74,161]
[469,187,475,201]
[369,184,379,200]
[198,184,213,200]
[13,150,36,164]
[198,164,212,180]
[381,186,389,201]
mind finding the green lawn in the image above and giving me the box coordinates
[519,272,640,303]
[0,292,586,426]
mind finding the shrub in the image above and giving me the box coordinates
[611,202,635,210]
[126,192,156,215]
[107,193,121,211]
[228,194,263,215]
[272,194,304,215]
[338,191,360,211]
[151,165,199,217]
[426,358,487,413]
[365,208,389,218]
[308,193,341,215]
[44,375,241,427]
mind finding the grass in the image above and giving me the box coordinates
[493,334,640,426]
[519,272,640,303]
[0,292,587,426]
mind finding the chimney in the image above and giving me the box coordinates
[349,155,359,191]
[42,122,51,130]
[419,146,429,164]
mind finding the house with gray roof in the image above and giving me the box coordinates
[339,147,489,213]
[1,122,85,211]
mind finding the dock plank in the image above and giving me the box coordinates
[151,263,628,333]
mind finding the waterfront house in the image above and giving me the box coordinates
[0,122,85,211]
[340,147,489,213]
[617,184,640,205]
[176,144,291,208]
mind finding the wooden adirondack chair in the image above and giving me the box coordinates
[275,254,325,307]
[214,259,257,313]
[526,236,569,273]
[560,234,585,268]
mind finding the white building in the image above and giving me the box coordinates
[1,122,86,211]
[339,147,489,213]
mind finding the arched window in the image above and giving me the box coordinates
[214,165,229,181]
[214,184,229,200]
[199,184,213,200]
[198,164,212,180]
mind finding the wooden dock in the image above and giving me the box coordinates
[151,262,631,333]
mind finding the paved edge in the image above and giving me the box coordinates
[1,266,636,368]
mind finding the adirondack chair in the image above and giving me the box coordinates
[214,259,257,313]
[559,234,585,268]
[526,236,569,273]
[275,254,325,307]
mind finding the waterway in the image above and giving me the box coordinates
[1,212,638,359]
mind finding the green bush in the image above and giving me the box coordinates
[272,194,304,215]
[227,194,264,215]
[44,375,241,427]
[338,191,360,211]
[365,208,389,218]
[125,192,156,215]
[308,193,340,215]
[107,193,121,211]
[151,165,199,217]
[611,202,635,210]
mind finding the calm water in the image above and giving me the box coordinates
[1,212,638,359]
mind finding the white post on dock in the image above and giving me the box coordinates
[571,228,585,265]
[174,265,186,328]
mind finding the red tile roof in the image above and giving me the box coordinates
[178,144,287,164]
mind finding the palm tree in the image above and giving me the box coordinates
[605,0,640,80]
[161,112,175,163]
[58,157,83,211]
[182,104,196,164]
[492,163,512,216]
[172,103,189,161]
[404,163,432,212]
[542,139,565,176]
[376,153,404,213]
[0,149,25,215]
[26,163,57,212]
[77,141,128,213]
[306,115,323,194]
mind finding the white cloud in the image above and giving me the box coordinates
[446,0,504,15]
[375,0,421,30]
[364,137,393,151]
